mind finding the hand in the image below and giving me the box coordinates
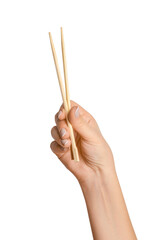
[50,101,137,240]
[50,101,115,184]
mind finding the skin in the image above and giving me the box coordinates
[50,100,137,240]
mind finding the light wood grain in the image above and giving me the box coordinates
[48,32,68,112]
[49,30,79,162]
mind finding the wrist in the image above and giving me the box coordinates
[79,166,118,193]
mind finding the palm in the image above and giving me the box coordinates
[51,101,114,182]
[60,129,107,182]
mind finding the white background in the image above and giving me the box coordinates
[0,0,160,239]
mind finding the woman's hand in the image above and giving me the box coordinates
[50,100,137,240]
[50,100,115,184]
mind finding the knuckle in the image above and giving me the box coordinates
[51,126,57,137]
[57,120,67,130]
[87,117,94,125]
[50,141,56,151]
[78,117,84,128]
[70,100,74,105]
[60,103,64,110]
[55,113,59,123]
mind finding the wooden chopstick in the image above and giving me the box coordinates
[48,32,68,112]
[60,28,79,162]
[49,30,79,162]
[61,28,71,109]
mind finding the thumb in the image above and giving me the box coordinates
[68,106,95,140]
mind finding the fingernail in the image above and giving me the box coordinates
[61,139,68,145]
[75,106,79,118]
[60,128,66,137]
[58,110,62,119]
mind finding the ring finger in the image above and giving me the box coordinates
[51,126,71,148]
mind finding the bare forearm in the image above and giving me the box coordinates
[51,102,137,239]
[80,169,137,240]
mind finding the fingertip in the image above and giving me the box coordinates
[68,106,79,123]
[50,141,56,151]
[57,108,66,120]
[51,126,56,138]
[50,141,68,153]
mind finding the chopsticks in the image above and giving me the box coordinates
[49,28,79,162]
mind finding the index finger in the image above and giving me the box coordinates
[57,100,93,121]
